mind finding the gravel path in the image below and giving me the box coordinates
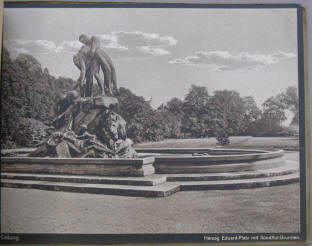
[1,184,300,234]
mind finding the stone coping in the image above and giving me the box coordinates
[1,157,155,166]
[135,147,267,154]
[1,148,36,154]
[1,147,272,156]
[1,149,284,164]
[154,150,284,163]
[2,147,265,152]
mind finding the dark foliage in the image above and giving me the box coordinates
[1,48,76,148]
[116,87,169,142]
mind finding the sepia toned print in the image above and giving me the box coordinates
[0,3,307,244]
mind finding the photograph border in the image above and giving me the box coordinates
[0,1,309,244]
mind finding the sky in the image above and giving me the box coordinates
[3,7,299,123]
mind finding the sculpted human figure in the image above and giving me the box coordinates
[73,45,104,97]
[78,34,118,96]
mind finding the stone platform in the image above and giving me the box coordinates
[1,160,298,197]
[1,157,155,177]
[0,148,299,197]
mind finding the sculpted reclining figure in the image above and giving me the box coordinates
[29,112,137,158]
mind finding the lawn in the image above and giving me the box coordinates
[135,136,299,151]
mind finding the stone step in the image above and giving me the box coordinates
[166,160,298,181]
[175,172,299,191]
[0,173,166,186]
[0,170,300,196]
[0,179,180,197]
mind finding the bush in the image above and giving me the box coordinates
[216,130,230,146]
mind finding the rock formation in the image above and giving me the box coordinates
[29,94,137,158]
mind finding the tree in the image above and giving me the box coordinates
[211,90,245,136]
[241,96,262,135]
[1,48,76,148]
[156,99,184,138]
[251,86,299,137]
[159,97,184,138]
[183,85,210,115]
[165,97,184,119]
[116,87,168,142]
[182,85,214,138]
[262,96,287,123]
[280,86,299,126]
[250,95,287,136]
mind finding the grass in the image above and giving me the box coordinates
[135,136,300,151]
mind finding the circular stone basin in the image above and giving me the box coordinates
[135,148,285,174]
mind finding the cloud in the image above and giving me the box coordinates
[5,38,82,55]
[6,39,57,54]
[5,31,177,58]
[272,51,297,59]
[169,50,297,71]
[112,31,177,47]
[55,40,83,53]
[138,46,170,56]
[99,33,128,51]
[98,31,177,57]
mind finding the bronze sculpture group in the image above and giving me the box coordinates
[29,35,137,159]
[73,34,118,97]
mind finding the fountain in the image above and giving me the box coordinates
[0,34,299,197]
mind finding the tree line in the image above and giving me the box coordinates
[116,84,298,145]
[1,48,299,148]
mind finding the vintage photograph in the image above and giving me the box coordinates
[0,3,307,244]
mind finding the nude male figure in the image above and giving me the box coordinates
[73,45,94,97]
[74,44,113,97]
[78,34,118,96]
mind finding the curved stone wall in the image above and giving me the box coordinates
[1,148,299,196]
[136,148,285,174]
